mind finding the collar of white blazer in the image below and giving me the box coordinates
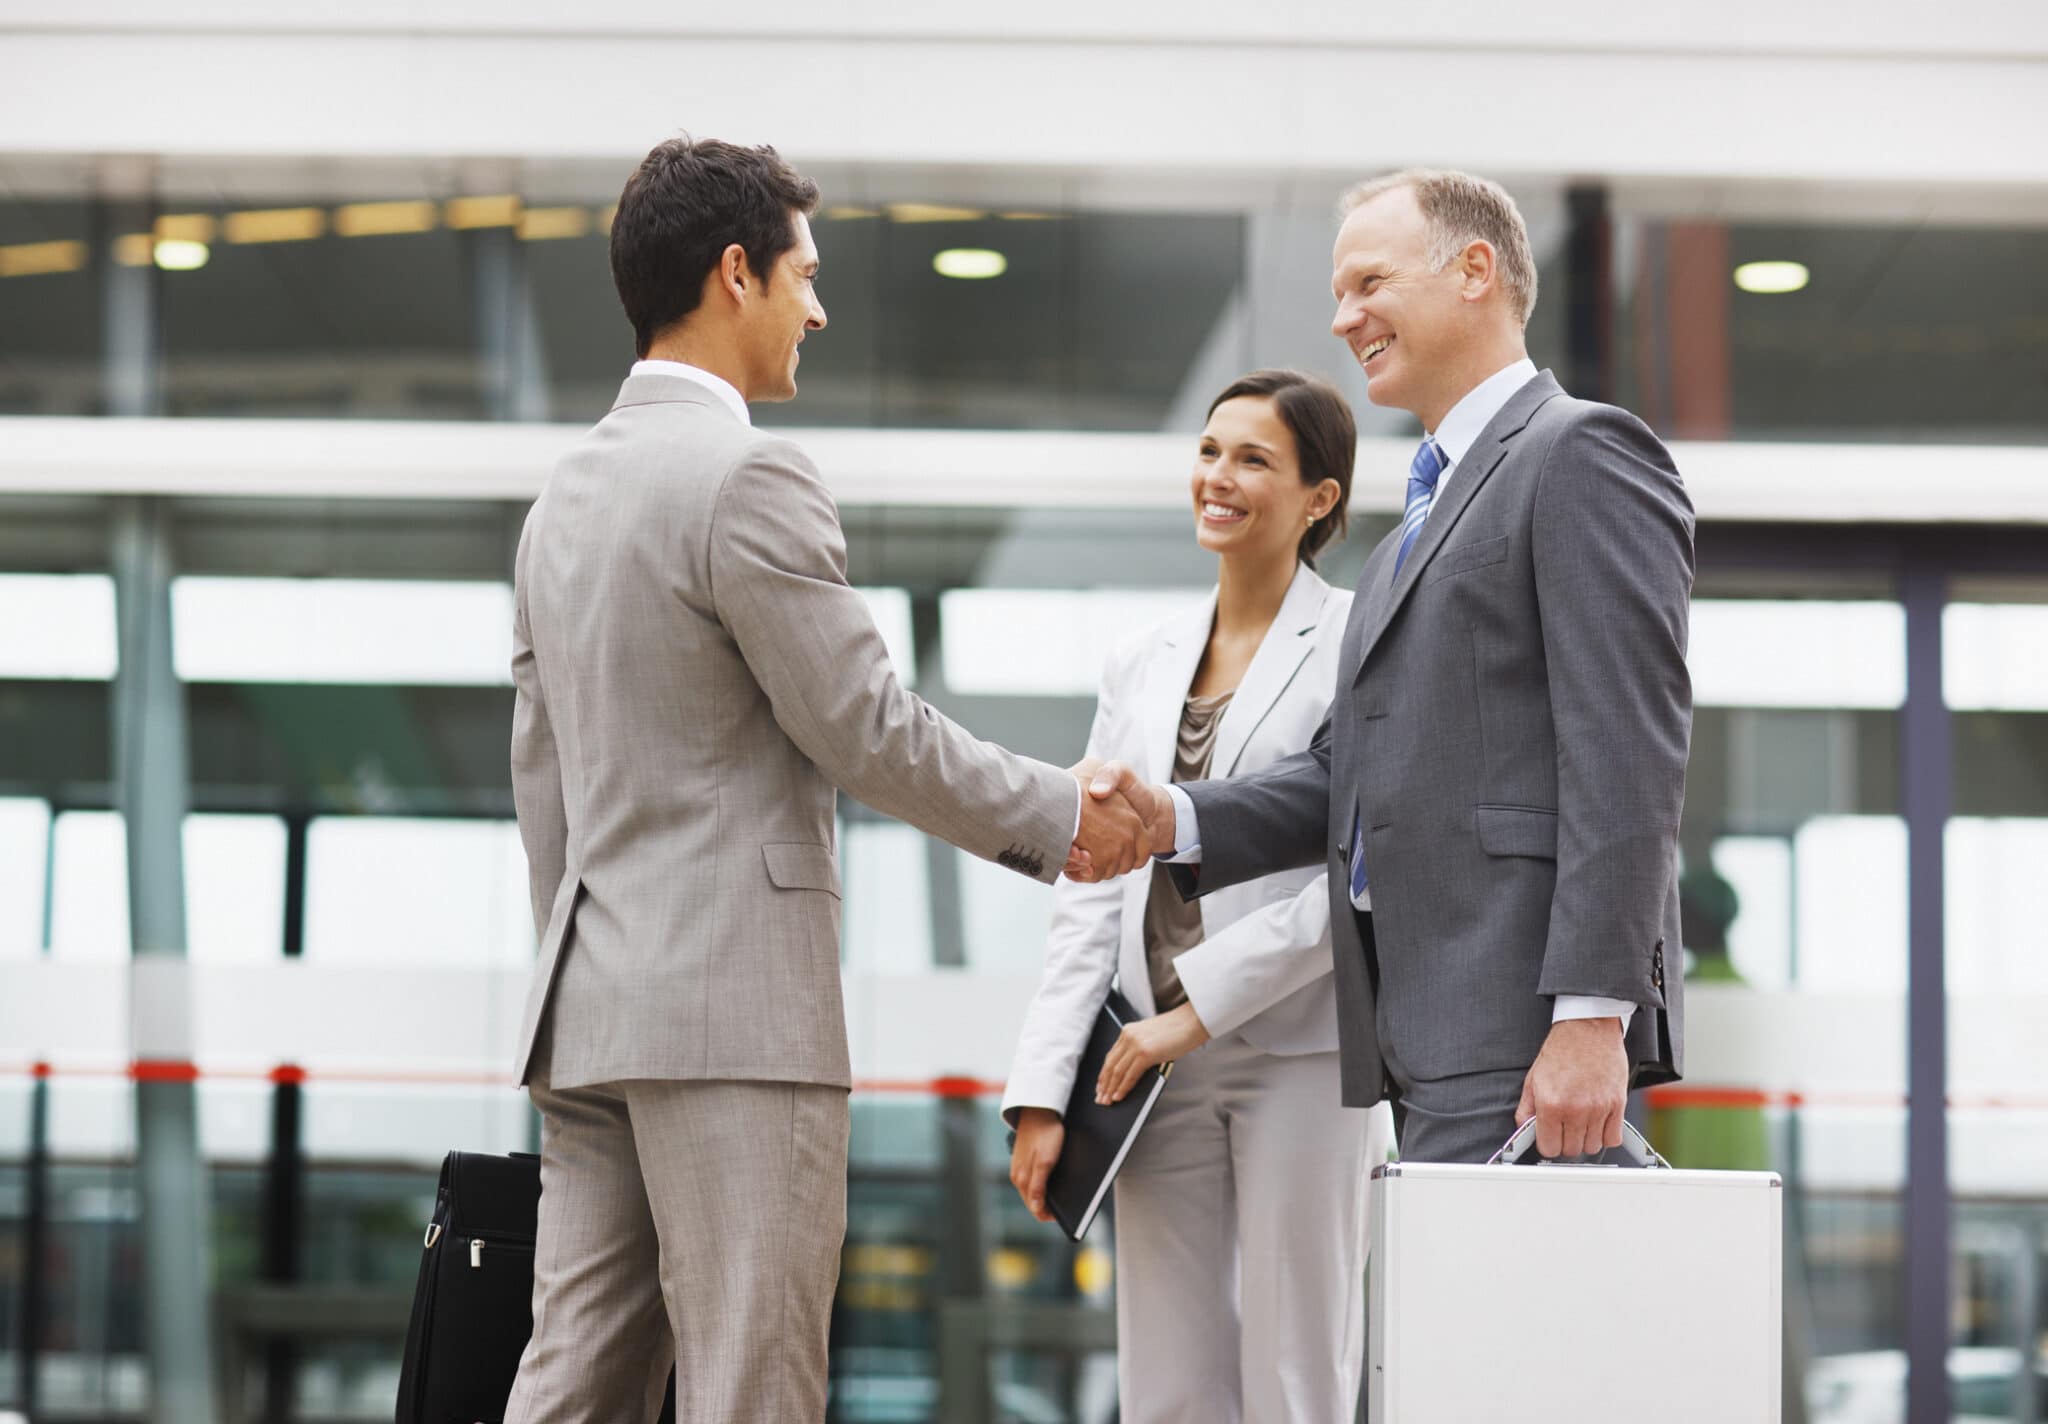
[1143,562,1333,785]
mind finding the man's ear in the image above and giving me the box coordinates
[1458,238,1498,305]
[715,242,750,304]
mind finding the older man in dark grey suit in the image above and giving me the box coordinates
[1088,169,1694,1165]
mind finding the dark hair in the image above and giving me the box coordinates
[610,136,821,358]
[1205,369,1357,566]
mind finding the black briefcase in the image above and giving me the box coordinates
[395,1149,675,1423]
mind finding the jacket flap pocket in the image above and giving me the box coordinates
[762,842,842,898]
[1475,805,1557,859]
[1424,534,1510,584]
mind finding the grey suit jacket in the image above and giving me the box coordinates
[1173,372,1694,1107]
[510,373,1077,1092]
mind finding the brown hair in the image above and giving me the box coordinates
[1206,370,1357,567]
[610,136,821,357]
[1340,168,1539,328]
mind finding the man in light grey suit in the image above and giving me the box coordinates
[1088,169,1694,1166]
[503,138,1156,1424]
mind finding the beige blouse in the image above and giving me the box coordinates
[1141,690,1233,1011]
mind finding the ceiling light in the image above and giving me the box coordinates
[333,201,438,237]
[595,204,618,234]
[517,206,590,241]
[153,239,210,272]
[888,203,988,224]
[825,205,881,220]
[933,248,1007,280]
[1733,260,1810,295]
[0,239,87,278]
[224,207,326,244]
[998,211,1060,222]
[112,233,154,267]
[445,195,521,230]
[155,213,217,244]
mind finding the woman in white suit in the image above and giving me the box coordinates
[1005,369,1395,1423]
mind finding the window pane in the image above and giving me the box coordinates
[1689,600,1904,709]
[304,817,531,967]
[1619,218,2048,443]
[48,810,128,962]
[941,589,1206,696]
[0,574,117,680]
[184,814,287,965]
[157,198,485,419]
[840,821,933,972]
[856,587,917,687]
[0,798,51,958]
[0,197,104,416]
[1945,602,2048,711]
[1793,816,1907,991]
[172,577,513,685]
[958,849,1054,973]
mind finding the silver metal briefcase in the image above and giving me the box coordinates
[1369,1121,1782,1422]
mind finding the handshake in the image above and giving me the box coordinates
[1061,759,1175,882]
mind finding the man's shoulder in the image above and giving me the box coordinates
[1525,387,1665,449]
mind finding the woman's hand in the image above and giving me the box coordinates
[1008,1107,1066,1222]
[1097,1002,1211,1106]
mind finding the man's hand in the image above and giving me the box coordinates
[1062,760,1175,882]
[1008,1107,1065,1222]
[1515,1017,1629,1158]
[1097,1002,1209,1105]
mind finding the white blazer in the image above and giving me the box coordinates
[1004,563,1352,1122]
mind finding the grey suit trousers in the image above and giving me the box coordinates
[504,1020,851,1424]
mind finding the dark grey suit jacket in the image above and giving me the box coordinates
[1172,372,1694,1108]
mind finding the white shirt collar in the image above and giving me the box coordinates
[630,359,751,426]
[1429,357,1539,471]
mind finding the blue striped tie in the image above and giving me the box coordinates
[1394,436,1448,576]
[1349,436,1449,904]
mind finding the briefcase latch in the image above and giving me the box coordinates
[423,1222,442,1249]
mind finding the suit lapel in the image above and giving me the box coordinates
[1353,371,1562,682]
[1212,565,1327,776]
[1141,594,1217,785]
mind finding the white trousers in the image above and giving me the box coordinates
[1110,1034,1392,1424]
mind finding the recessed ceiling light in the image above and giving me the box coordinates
[1733,260,1809,294]
[153,239,210,271]
[933,248,1007,280]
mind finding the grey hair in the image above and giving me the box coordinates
[1340,168,1539,328]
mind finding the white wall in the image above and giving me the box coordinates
[1,2,2044,191]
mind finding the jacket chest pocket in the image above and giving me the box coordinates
[1422,534,1510,585]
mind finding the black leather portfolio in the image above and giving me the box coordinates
[1040,986,1173,1241]
[395,1149,675,1423]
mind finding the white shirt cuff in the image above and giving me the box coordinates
[1160,784,1201,862]
[1071,781,1084,842]
[1552,995,1636,1030]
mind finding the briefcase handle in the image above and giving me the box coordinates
[1486,1118,1671,1169]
